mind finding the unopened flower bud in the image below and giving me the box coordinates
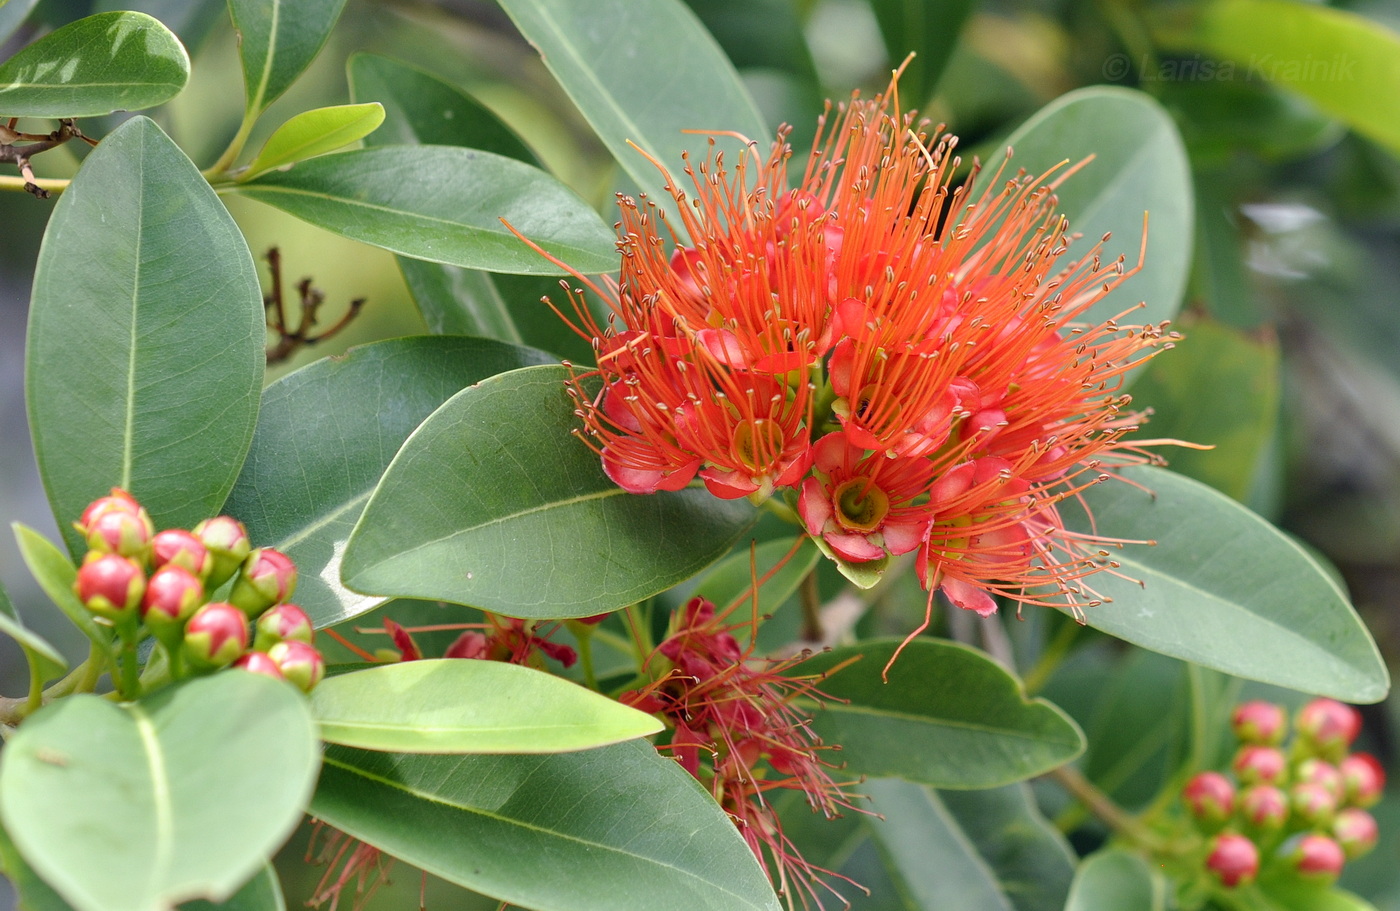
[252,603,313,652]
[1206,832,1259,888]
[1296,699,1361,760]
[1233,745,1288,786]
[229,548,297,616]
[443,631,489,659]
[1294,758,1343,801]
[74,553,145,621]
[1184,772,1235,827]
[1339,753,1385,808]
[140,565,204,634]
[1238,785,1289,832]
[78,488,142,530]
[1232,700,1287,745]
[151,529,211,578]
[193,516,251,587]
[267,640,324,692]
[1290,781,1338,828]
[1332,808,1378,860]
[84,508,153,559]
[1283,832,1346,885]
[182,603,248,668]
[233,650,286,680]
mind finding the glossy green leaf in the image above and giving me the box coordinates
[0,575,67,684]
[224,337,556,629]
[235,146,615,274]
[0,674,319,911]
[1152,0,1400,155]
[870,0,975,104]
[312,741,781,911]
[1064,849,1166,911]
[1252,883,1381,911]
[496,0,770,212]
[12,524,111,656]
[179,866,284,911]
[341,365,754,618]
[1062,466,1388,702]
[1130,318,1279,501]
[0,0,41,47]
[978,87,1193,332]
[228,0,346,115]
[240,103,384,180]
[0,12,189,117]
[27,116,264,555]
[311,659,662,753]
[0,821,77,911]
[691,536,819,619]
[863,780,1076,911]
[93,0,227,50]
[791,639,1084,788]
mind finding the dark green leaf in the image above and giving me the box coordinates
[0,674,319,911]
[311,741,781,911]
[1064,849,1166,911]
[691,536,819,620]
[1062,466,1389,702]
[240,103,385,180]
[869,0,975,104]
[978,87,1193,332]
[235,146,616,274]
[0,575,67,683]
[12,524,111,656]
[310,659,662,753]
[0,12,189,117]
[496,0,770,213]
[792,639,1084,788]
[93,0,227,50]
[863,779,1076,911]
[27,116,264,555]
[341,365,754,618]
[224,337,556,629]
[228,0,346,115]
[179,866,284,911]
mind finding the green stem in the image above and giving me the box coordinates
[577,631,598,691]
[1048,764,1166,853]
[1021,617,1081,695]
[201,111,257,180]
[799,569,823,642]
[24,652,42,717]
[0,174,68,193]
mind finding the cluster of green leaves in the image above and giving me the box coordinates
[0,0,1395,910]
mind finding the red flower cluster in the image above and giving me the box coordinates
[530,74,1175,626]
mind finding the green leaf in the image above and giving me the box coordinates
[228,0,346,115]
[791,639,1084,788]
[93,0,227,50]
[1152,0,1400,155]
[690,535,819,619]
[12,524,111,656]
[0,819,78,911]
[234,146,616,274]
[341,365,754,618]
[224,337,556,629]
[869,0,975,105]
[0,12,189,117]
[809,531,889,589]
[311,741,781,911]
[26,116,264,555]
[310,659,662,753]
[1062,466,1389,702]
[179,866,284,911]
[863,779,1076,911]
[1064,849,1166,911]
[240,103,385,180]
[978,87,1193,332]
[0,674,319,911]
[496,0,770,213]
[0,575,67,683]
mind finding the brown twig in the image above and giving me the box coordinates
[262,246,367,365]
[0,118,95,198]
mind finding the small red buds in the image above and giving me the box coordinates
[1205,832,1259,888]
[74,553,145,621]
[1339,753,1386,808]
[151,528,211,578]
[1238,784,1289,832]
[1333,808,1379,860]
[193,516,251,587]
[1231,700,1287,745]
[1295,698,1361,760]
[1183,772,1235,826]
[1285,832,1346,885]
[84,508,154,559]
[78,488,142,529]
[233,651,286,680]
[1294,758,1343,801]
[253,603,313,652]
[1289,781,1338,828]
[183,603,248,668]
[141,565,204,627]
[1232,745,1288,787]
[229,548,297,615]
[267,640,324,692]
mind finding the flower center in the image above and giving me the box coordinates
[833,478,890,532]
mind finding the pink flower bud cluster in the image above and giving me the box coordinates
[70,488,325,693]
[1184,699,1384,891]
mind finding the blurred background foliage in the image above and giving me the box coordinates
[4,0,1400,907]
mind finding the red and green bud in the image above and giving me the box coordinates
[267,640,324,692]
[1233,745,1288,787]
[1290,781,1338,828]
[83,508,154,559]
[252,603,313,652]
[1295,699,1361,760]
[192,516,251,587]
[1331,807,1378,860]
[1294,758,1343,801]
[1232,700,1287,745]
[1205,832,1259,888]
[1339,753,1386,808]
[233,650,285,680]
[1183,772,1235,827]
[1238,785,1289,832]
[78,488,142,530]
[74,553,145,621]
[182,603,248,668]
[1284,832,1346,885]
[229,548,297,616]
[151,529,211,578]
[140,565,204,635]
